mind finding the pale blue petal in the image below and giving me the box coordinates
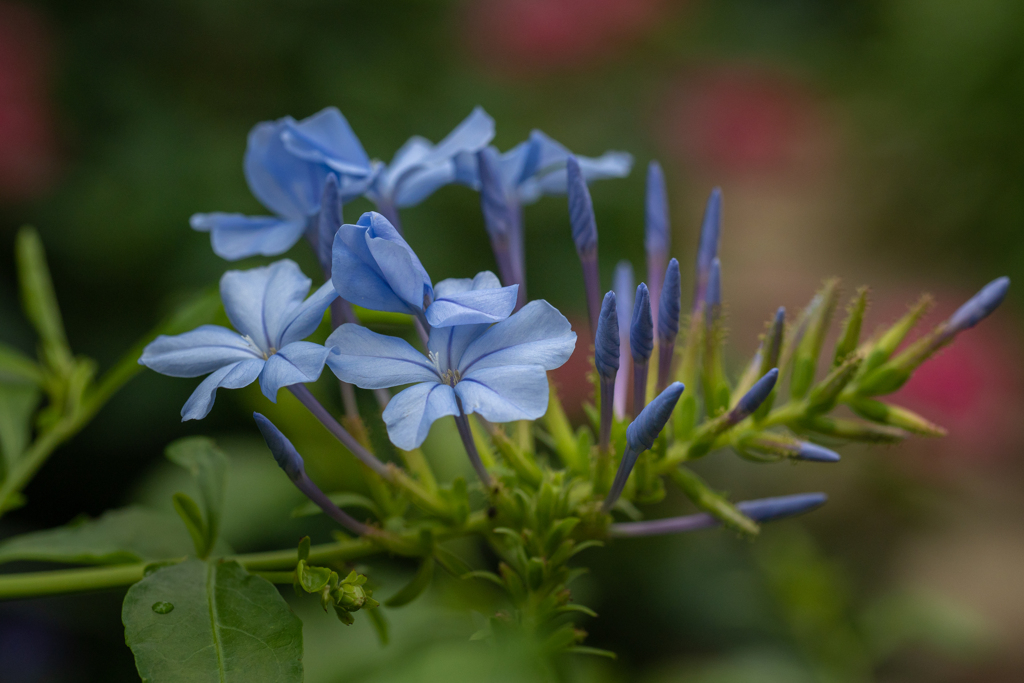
[180,358,265,421]
[244,120,324,218]
[425,284,518,327]
[393,164,457,208]
[455,365,550,423]
[140,325,261,377]
[279,107,372,177]
[382,381,459,450]
[427,324,489,374]
[278,280,337,348]
[325,324,438,389]
[458,300,577,374]
[429,107,496,163]
[219,260,306,351]
[190,213,307,261]
[532,151,634,198]
[258,342,333,401]
[261,261,315,350]
[363,219,432,310]
[433,271,503,298]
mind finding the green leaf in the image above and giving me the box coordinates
[0,343,44,386]
[166,437,227,558]
[384,556,434,607]
[290,492,380,519]
[0,383,40,472]
[123,559,303,683]
[0,507,231,566]
[15,227,73,374]
[365,604,390,645]
[172,493,208,559]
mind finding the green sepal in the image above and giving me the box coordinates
[790,279,840,399]
[802,415,908,443]
[806,353,862,414]
[857,294,932,379]
[384,556,435,607]
[567,646,617,659]
[669,467,758,536]
[834,287,869,366]
[555,603,598,618]
[541,382,580,472]
[846,396,946,437]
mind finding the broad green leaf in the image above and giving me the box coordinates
[0,383,40,471]
[172,492,208,558]
[123,559,303,683]
[0,506,231,566]
[166,437,227,558]
[15,227,73,373]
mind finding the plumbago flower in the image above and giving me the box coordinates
[325,271,576,450]
[138,260,336,419]
[331,210,518,328]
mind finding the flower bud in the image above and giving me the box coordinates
[254,412,304,481]
[630,283,654,364]
[693,187,721,309]
[594,291,619,381]
[736,492,828,522]
[567,156,598,254]
[627,382,685,453]
[657,259,681,345]
[731,368,778,423]
[316,175,342,275]
[946,276,1010,334]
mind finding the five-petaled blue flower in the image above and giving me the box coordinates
[139,260,337,420]
[324,272,576,450]
[332,212,518,327]
[190,108,374,261]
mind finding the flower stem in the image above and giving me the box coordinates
[288,384,390,478]
[453,407,493,487]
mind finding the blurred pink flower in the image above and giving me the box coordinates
[659,66,835,179]
[463,0,666,75]
[0,2,57,200]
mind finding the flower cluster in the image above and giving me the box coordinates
[135,105,1009,654]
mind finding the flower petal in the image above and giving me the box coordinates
[140,325,261,377]
[455,365,550,423]
[244,120,324,218]
[393,164,457,208]
[432,270,503,298]
[280,107,372,177]
[458,300,577,374]
[325,324,438,389]
[425,283,518,327]
[382,381,458,450]
[219,260,308,350]
[258,342,333,401]
[190,213,307,261]
[427,324,489,374]
[181,358,265,421]
[277,280,337,348]
[332,212,432,314]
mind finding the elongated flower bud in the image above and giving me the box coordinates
[609,492,826,537]
[630,284,654,364]
[317,175,342,276]
[705,257,722,325]
[595,291,619,453]
[656,258,681,392]
[594,291,619,380]
[797,442,841,463]
[731,368,778,423]
[645,161,669,327]
[693,187,721,309]
[603,382,684,512]
[567,156,602,338]
[945,276,1010,334]
[254,412,304,481]
[631,283,653,415]
[254,412,373,536]
[738,432,840,463]
[476,147,517,290]
[612,261,634,419]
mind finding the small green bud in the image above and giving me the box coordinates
[806,354,862,413]
[834,287,869,366]
[803,415,907,443]
[858,294,932,378]
[790,279,840,399]
[846,396,946,437]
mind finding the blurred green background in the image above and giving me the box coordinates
[1,0,1023,681]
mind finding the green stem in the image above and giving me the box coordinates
[0,563,146,599]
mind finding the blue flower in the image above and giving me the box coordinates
[191,108,373,261]
[363,107,495,213]
[324,289,577,450]
[139,260,337,420]
[332,212,517,327]
[459,130,633,205]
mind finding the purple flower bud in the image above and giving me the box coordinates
[706,257,722,310]
[567,156,598,254]
[657,258,681,343]
[595,291,619,380]
[796,442,841,463]
[477,147,512,241]
[612,261,634,419]
[644,160,669,254]
[627,381,685,453]
[693,187,721,307]
[630,283,654,364]
[736,492,828,522]
[946,276,1010,333]
[316,175,342,275]
[731,368,778,422]
[254,412,304,481]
